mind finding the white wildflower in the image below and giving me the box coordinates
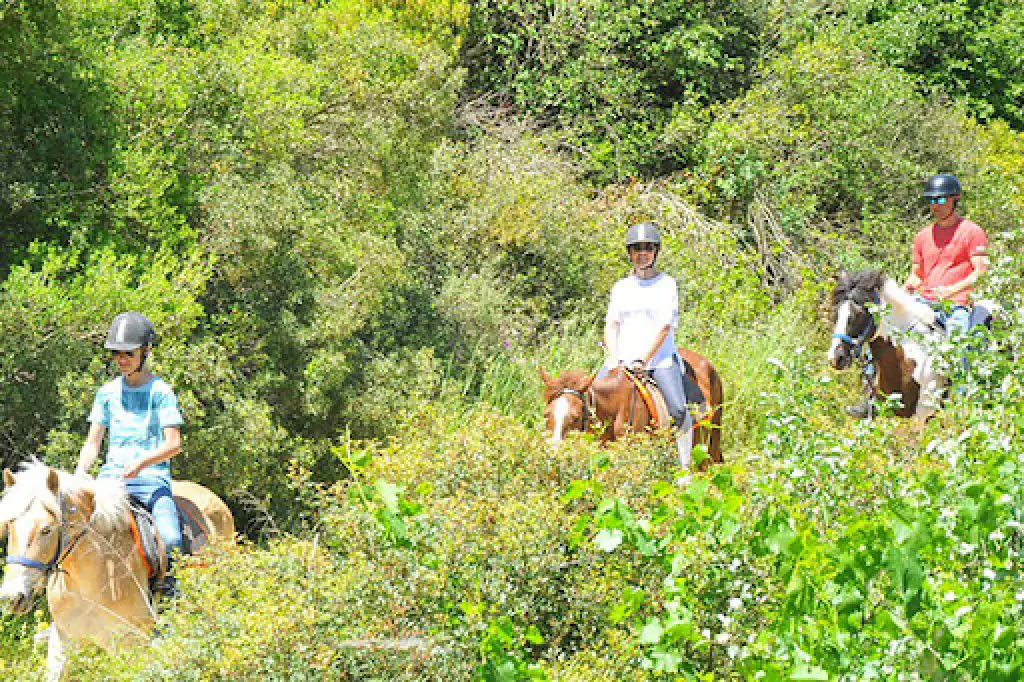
[957,542,977,556]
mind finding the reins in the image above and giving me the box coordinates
[555,386,593,433]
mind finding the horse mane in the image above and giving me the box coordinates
[833,269,887,307]
[0,459,131,535]
[542,369,593,403]
[834,269,938,334]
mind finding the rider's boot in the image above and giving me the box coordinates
[675,429,693,470]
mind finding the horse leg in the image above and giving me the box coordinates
[45,624,67,682]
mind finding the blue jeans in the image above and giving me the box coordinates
[125,478,182,559]
[944,306,971,338]
[652,356,693,430]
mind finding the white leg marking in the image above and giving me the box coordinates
[46,624,66,682]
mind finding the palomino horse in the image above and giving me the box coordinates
[828,269,948,420]
[0,460,234,680]
[541,348,724,466]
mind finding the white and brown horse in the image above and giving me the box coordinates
[0,460,234,680]
[828,270,948,420]
[541,348,724,467]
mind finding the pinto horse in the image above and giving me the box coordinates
[828,270,949,420]
[0,460,234,681]
[541,348,724,466]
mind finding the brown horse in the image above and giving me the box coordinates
[541,348,724,467]
[0,460,234,680]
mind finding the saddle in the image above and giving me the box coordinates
[127,494,214,587]
[624,359,710,429]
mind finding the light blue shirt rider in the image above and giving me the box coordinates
[87,376,183,484]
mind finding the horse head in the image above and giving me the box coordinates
[828,270,886,370]
[540,368,596,447]
[1,465,64,613]
[0,463,95,615]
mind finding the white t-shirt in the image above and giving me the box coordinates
[605,273,679,369]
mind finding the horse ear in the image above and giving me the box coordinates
[3,468,14,488]
[539,367,554,385]
[45,468,59,495]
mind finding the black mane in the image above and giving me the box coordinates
[833,269,886,308]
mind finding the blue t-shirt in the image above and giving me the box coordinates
[87,376,183,483]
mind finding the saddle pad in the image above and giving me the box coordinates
[127,497,165,582]
[632,374,672,430]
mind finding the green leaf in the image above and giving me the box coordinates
[639,619,663,645]
[375,479,401,513]
[789,663,829,680]
[594,528,624,552]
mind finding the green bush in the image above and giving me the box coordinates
[461,0,763,181]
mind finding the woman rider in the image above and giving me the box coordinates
[601,221,694,468]
[75,312,183,597]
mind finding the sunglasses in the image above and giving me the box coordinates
[629,243,658,253]
[927,197,950,205]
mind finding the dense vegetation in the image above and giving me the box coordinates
[1,0,1022,678]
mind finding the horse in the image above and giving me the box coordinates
[0,460,234,680]
[827,269,952,420]
[541,348,724,468]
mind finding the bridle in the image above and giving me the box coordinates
[832,293,880,360]
[5,494,90,579]
[553,387,593,433]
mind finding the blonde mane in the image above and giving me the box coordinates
[0,459,131,534]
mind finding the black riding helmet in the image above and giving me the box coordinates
[923,173,962,198]
[104,312,156,352]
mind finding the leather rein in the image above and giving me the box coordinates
[554,387,594,433]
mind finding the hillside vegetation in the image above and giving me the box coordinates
[1,0,1023,679]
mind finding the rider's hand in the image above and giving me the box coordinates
[627,359,647,372]
[935,285,953,300]
[122,461,143,479]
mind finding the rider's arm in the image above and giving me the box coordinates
[905,260,924,292]
[603,319,620,369]
[123,426,181,479]
[75,423,106,477]
[943,254,989,298]
[906,232,924,292]
[642,325,671,367]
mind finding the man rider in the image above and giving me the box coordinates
[847,172,989,418]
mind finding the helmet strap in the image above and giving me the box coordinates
[631,248,660,279]
[126,348,150,379]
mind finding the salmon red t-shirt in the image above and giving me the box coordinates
[912,218,988,305]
